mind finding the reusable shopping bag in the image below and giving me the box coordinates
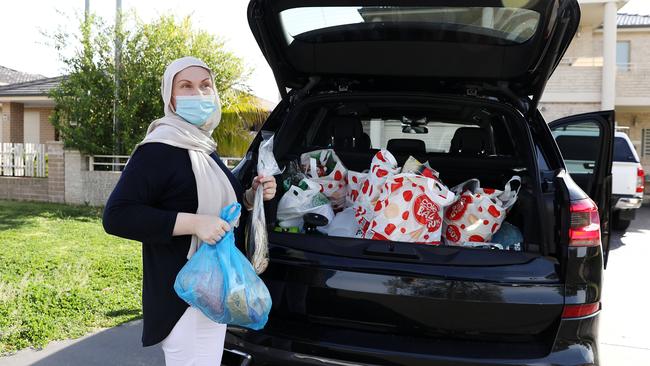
[175,202,272,330]
[443,176,521,245]
[363,173,456,244]
[353,150,400,234]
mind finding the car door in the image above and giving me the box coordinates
[549,111,615,267]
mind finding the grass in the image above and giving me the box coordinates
[0,200,142,356]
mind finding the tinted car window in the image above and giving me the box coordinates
[613,137,639,163]
[280,6,541,45]
[551,121,602,175]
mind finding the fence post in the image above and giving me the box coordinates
[46,141,65,203]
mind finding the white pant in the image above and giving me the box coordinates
[161,307,226,366]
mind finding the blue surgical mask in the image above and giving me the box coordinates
[174,95,219,126]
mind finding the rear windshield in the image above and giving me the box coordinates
[279,6,541,45]
[614,136,639,163]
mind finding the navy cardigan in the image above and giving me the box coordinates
[102,142,245,346]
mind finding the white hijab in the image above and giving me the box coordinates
[133,56,237,259]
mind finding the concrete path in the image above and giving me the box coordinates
[0,320,164,366]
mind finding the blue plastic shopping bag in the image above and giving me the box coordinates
[174,202,272,330]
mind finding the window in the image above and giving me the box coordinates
[279,6,541,45]
[617,41,631,72]
[643,128,650,157]
[613,137,639,163]
[551,121,601,175]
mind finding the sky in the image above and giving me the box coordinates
[1,0,649,104]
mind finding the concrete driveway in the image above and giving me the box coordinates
[599,205,650,365]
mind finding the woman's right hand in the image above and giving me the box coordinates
[193,215,231,245]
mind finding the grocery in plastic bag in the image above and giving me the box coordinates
[300,149,348,211]
[277,178,334,232]
[443,176,521,245]
[248,131,283,275]
[362,173,456,244]
[353,150,400,233]
[175,203,272,330]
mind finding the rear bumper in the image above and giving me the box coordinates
[613,194,643,210]
[224,315,599,366]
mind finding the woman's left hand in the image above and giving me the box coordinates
[252,175,277,201]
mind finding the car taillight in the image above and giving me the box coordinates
[569,199,601,247]
[637,166,645,194]
[562,303,601,318]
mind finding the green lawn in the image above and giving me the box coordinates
[0,200,142,355]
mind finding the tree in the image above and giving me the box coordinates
[50,13,267,157]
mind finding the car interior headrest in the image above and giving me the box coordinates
[386,138,426,155]
[449,127,491,156]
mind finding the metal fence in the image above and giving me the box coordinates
[0,143,47,177]
[88,154,242,171]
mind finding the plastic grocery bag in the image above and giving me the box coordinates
[320,207,363,238]
[346,170,368,208]
[363,173,456,244]
[175,203,272,330]
[353,150,400,235]
[248,131,282,275]
[277,178,334,231]
[490,221,523,251]
[443,176,521,246]
[300,149,348,211]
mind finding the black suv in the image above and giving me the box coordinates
[224,1,614,365]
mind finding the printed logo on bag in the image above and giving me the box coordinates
[446,224,461,243]
[445,193,472,221]
[413,194,442,232]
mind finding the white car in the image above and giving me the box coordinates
[611,131,645,230]
[552,128,644,231]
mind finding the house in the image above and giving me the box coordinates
[541,0,650,174]
[0,72,63,144]
[0,65,44,86]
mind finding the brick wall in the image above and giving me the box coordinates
[47,141,65,203]
[539,102,601,122]
[0,176,49,202]
[64,149,120,206]
[545,66,603,95]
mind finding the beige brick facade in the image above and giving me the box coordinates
[542,23,650,179]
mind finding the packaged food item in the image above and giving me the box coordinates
[401,156,439,180]
[300,149,348,211]
[281,160,307,192]
[443,176,521,246]
[362,173,456,244]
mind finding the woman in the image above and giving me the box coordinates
[102,56,276,366]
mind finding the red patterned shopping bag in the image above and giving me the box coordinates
[300,149,348,211]
[443,176,521,245]
[363,173,456,244]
